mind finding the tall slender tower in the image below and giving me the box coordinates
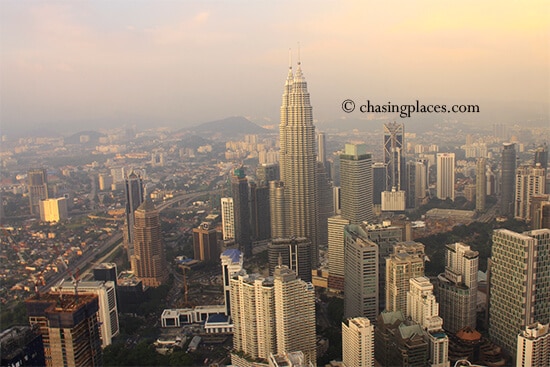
[124,170,144,262]
[278,58,319,267]
[342,317,375,367]
[383,122,405,191]
[231,167,252,257]
[131,200,168,287]
[220,197,235,241]
[340,143,374,224]
[489,228,550,358]
[386,242,425,313]
[437,153,455,201]
[476,158,487,211]
[28,169,48,216]
[514,164,546,221]
[501,143,516,216]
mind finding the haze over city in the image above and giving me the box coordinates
[1,0,548,136]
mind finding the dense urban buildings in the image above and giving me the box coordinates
[131,200,168,287]
[342,317,375,367]
[436,153,456,201]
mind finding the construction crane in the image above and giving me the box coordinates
[178,264,192,307]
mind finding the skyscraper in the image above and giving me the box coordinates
[476,158,487,212]
[317,161,334,247]
[343,224,379,322]
[26,292,102,367]
[269,180,287,239]
[327,215,351,292]
[268,237,312,282]
[501,143,516,216]
[514,164,546,221]
[250,182,271,241]
[437,243,478,334]
[123,170,144,262]
[220,249,243,316]
[489,228,550,358]
[220,197,235,241]
[340,143,374,224]
[534,143,548,171]
[192,222,219,261]
[372,162,387,206]
[516,323,550,367]
[278,59,319,268]
[342,317,375,367]
[406,160,427,209]
[383,122,405,191]
[28,168,48,216]
[131,200,168,287]
[317,131,326,165]
[436,153,455,201]
[231,167,252,257]
[39,197,68,223]
[386,242,425,313]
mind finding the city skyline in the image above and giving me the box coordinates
[1,1,548,135]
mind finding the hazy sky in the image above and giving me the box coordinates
[1,1,548,135]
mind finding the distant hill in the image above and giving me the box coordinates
[64,131,106,145]
[180,116,268,138]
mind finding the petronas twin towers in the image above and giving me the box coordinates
[277,59,319,267]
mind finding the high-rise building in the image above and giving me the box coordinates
[123,170,144,262]
[51,280,119,348]
[250,182,272,241]
[516,323,550,367]
[274,265,316,364]
[489,228,550,358]
[436,153,455,201]
[28,169,48,216]
[476,158,487,212]
[406,160,427,209]
[386,242,425,313]
[437,243,478,334]
[534,143,548,171]
[26,293,102,367]
[317,131,326,165]
[220,249,243,316]
[340,143,374,224]
[317,161,334,248]
[93,263,118,283]
[514,164,546,221]
[269,181,287,239]
[39,197,68,223]
[131,200,168,287]
[268,237,312,282]
[256,163,280,185]
[383,122,405,191]
[327,215,351,292]
[530,194,550,230]
[372,162,386,206]
[342,317,375,367]
[220,197,235,241]
[406,277,450,367]
[0,325,45,367]
[501,143,516,216]
[278,60,319,268]
[231,167,252,257]
[344,224,379,322]
[192,222,219,261]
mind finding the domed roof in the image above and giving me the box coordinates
[456,326,481,341]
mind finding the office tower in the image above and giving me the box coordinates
[406,160,427,209]
[381,188,406,211]
[98,173,112,191]
[407,277,450,367]
[231,167,252,257]
[26,293,102,367]
[131,200,168,287]
[501,143,517,216]
[116,272,145,314]
[317,131,326,164]
[476,158,487,211]
[327,215,351,291]
[250,182,271,241]
[274,265,316,364]
[0,325,45,367]
[340,143,374,224]
[436,153,455,201]
[331,154,341,186]
[375,310,429,367]
[39,197,68,222]
[516,323,550,367]
[278,60,319,268]
[534,143,548,171]
[28,168,48,216]
[386,242,425,313]
[256,163,280,185]
[333,186,341,214]
[220,249,243,316]
[437,243,478,334]
[343,224,379,322]
[192,222,219,261]
[514,164,546,221]
[93,263,118,282]
[123,170,144,262]
[317,161,333,247]
[489,228,550,357]
[269,181,287,239]
[372,162,386,206]
[268,237,312,282]
[383,122,405,191]
[220,197,235,240]
[530,194,550,230]
[51,280,119,348]
[342,317,375,367]
[230,272,276,362]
